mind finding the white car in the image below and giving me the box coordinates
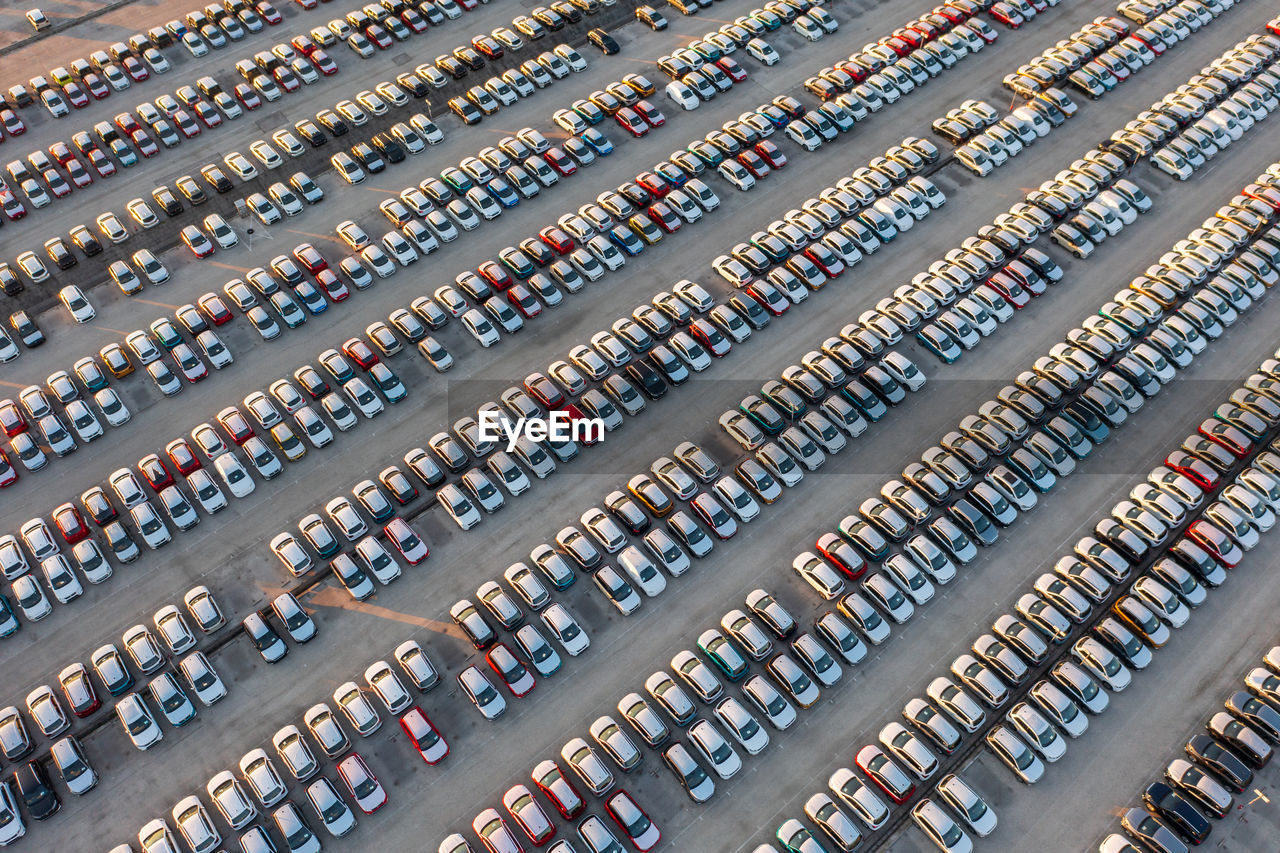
[687,719,741,779]
[59,286,96,323]
[116,693,163,749]
[180,651,228,705]
[240,749,288,807]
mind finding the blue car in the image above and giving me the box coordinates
[580,127,614,155]
[293,281,328,315]
[486,177,520,208]
[916,325,962,364]
[609,226,644,256]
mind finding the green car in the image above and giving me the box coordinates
[697,629,749,681]
[916,326,962,364]
[740,395,786,434]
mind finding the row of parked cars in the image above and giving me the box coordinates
[1105,615,1280,853]
[752,173,1280,853]
[0,585,228,840]
[1148,33,1280,181]
[113,623,452,851]
[1002,13,1145,100]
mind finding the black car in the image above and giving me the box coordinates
[452,46,485,70]
[1185,734,1253,792]
[371,134,406,164]
[314,110,349,136]
[436,54,468,79]
[395,72,429,98]
[626,361,667,399]
[200,164,235,193]
[1121,808,1188,853]
[1142,782,1211,845]
[449,97,482,125]
[9,311,43,347]
[588,27,620,54]
[350,142,385,173]
[947,498,998,547]
[1225,691,1280,743]
[14,761,59,820]
[294,119,327,146]
[861,365,905,405]
[152,186,184,217]
[45,238,76,270]
[636,4,668,29]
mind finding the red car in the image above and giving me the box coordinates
[0,401,26,437]
[131,130,159,157]
[342,338,379,369]
[173,109,201,138]
[472,35,505,59]
[539,226,575,254]
[816,532,867,578]
[689,319,731,357]
[988,1,1024,28]
[234,84,262,109]
[544,147,577,177]
[166,439,202,475]
[648,202,682,234]
[525,373,566,410]
[87,149,116,177]
[1243,183,1280,212]
[605,790,660,852]
[738,151,770,179]
[855,744,916,803]
[115,113,141,135]
[507,284,542,319]
[563,403,601,446]
[878,35,915,57]
[316,270,349,302]
[66,162,93,188]
[59,664,100,717]
[294,243,328,274]
[634,99,665,128]
[984,273,1030,308]
[755,140,788,169]
[311,50,339,76]
[532,760,585,819]
[890,28,924,49]
[138,455,175,491]
[804,245,844,278]
[122,56,149,82]
[503,784,555,846]
[217,407,255,445]
[1,109,27,136]
[487,643,536,697]
[635,172,671,198]
[615,107,650,138]
[400,707,449,764]
[292,35,318,55]
[256,0,283,24]
[193,101,222,128]
[273,67,301,93]
[836,60,869,83]
[0,449,16,488]
[1187,520,1242,568]
[366,24,392,49]
[478,261,514,291]
[1163,450,1219,491]
[198,294,234,326]
[715,56,747,83]
[1198,418,1253,458]
[53,503,90,544]
[745,281,789,317]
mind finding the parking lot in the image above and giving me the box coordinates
[2,0,1280,850]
